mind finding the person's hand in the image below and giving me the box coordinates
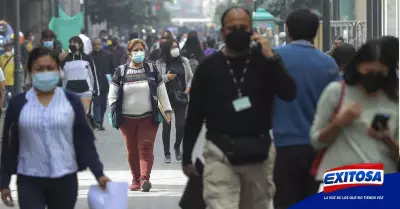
[367,124,391,140]
[97,176,111,190]
[333,103,361,127]
[251,33,274,57]
[1,188,14,207]
[92,90,98,97]
[184,88,190,94]
[165,112,172,123]
[182,164,199,177]
[167,71,177,81]
[58,52,68,61]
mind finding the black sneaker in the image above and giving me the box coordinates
[175,148,182,161]
[164,154,171,163]
[98,124,105,131]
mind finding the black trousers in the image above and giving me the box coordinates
[162,106,187,156]
[17,173,78,209]
[273,144,319,209]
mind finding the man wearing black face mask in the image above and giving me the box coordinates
[182,7,296,209]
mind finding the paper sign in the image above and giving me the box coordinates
[88,181,129,209]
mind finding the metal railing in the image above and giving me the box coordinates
[314,20,367,50]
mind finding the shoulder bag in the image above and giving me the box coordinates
[209,133,272,165]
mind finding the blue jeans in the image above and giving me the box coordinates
[17,173,78,209]
[93,89,108,125]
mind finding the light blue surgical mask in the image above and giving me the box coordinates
[43,41,54,49]
[132,51,145,63]
[32,71,60,92]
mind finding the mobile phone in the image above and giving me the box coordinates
[371,113,390,131]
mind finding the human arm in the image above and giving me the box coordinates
[106,54,115,82]
[108,68,121,107]
[88,58,100,96]
[157,83,172,113]
[267,55,296,101]
[367,121,399,161]
[0,68,5,107]
[184,58,194,88]
[310,82,361,150]
[253,34,296,101]
[182,61,207,166]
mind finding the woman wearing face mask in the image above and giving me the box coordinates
[61,36,99,113]
[311,39,399,190]
[108,39,172,192]
[0,47,110,209]
[156,39,193,163]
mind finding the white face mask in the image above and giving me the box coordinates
[170,48,180,58]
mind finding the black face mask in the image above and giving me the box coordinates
[225,29,251,53]
[69,45,78,53]
[360,72,387,93]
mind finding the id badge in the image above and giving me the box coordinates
[232,96,252,112]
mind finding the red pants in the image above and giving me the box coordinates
[120,117,158,180]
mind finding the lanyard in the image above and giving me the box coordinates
[224,53,251,98]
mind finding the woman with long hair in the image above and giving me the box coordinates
[108,39,172,192]
[156,39,193,163]
[311,39,399,190]
[0,47,109,208]
[61,36,99,113]
[181,31,205,63]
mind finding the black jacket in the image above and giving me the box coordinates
[90,49,115,92]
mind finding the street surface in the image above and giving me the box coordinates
[0,114,207,209]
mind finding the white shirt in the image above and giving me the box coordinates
[79,34,92,55]
[17,87,78,178]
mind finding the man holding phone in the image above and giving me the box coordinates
[182,6,296,209]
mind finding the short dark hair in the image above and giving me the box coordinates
[69,36,84,52]
[331,43,356,68]
[379,35,399,70]
[333,36,345,42]
[286,8,319,41]
[41,29,56,39]
[81,28,87,34]
[344,39,398,101]
[220,6,252,27]
[27,47,60,73]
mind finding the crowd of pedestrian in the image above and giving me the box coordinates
[0,6,397,209]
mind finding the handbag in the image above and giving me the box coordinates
[109,64,128,129]
[209,133,272,165]
[166,72,188,108]
[179,159,206,209]
[311,80,346,176]
[168,87,188,107]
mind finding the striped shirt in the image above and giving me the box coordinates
[17,87,78,178]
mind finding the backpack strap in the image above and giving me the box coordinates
[146,62,161,85]
[118,63,129,85]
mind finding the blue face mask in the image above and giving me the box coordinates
[132,51,145,63]
[43,41,54,48]
[32,71,60,92]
